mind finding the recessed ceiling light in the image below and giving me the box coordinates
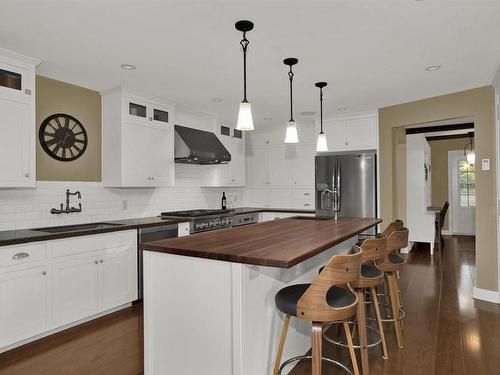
[299,111,316,116]
[337,107,348,111]
[425,65,442,72]
[263,117,273,121]
[211,98,224,102]
[120,64,136,71]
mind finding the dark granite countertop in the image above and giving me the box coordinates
[0,207,315,248]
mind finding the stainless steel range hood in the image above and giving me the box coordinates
[174,125,231,165]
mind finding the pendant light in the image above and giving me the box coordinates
[284,58,299,143]
[315,82,328,152]
[235,20,254,131]
[464,131,475,165]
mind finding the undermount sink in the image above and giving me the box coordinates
[35,222,124,234]
[292,216,333,221]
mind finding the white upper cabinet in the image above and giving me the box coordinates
[102,87,175,187]
[319,112,378,152]
[201,125,245,187]
[0,49,40,187]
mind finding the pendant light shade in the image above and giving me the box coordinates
[464,132,475,165]
[315,82,328,152]
[284,58,299,144]
[235,20,254,131]
[237,100,254,131]
[285,121,298,143]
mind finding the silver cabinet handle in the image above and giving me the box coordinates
[42,271,46,275]
[304,193,310,196]
[149,117,153,121]
[25,172,30,178]
[99,259,104,263]
[12,252,29,260]
[25,89,32,95]
[94,260,99,264]
[152,177,155,180]
[304,203,311,207]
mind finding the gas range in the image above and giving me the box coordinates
[161,209,233,233]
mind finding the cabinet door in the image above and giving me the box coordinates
[0,96,33,187]
[246,149,269,187]
[229,136,245,185]
[244,189,269,207]
[50,256,98,325]
[122,122,174,187]
[98,246,137,310]
[323,120,346,151]
[345,117,377,150]
[268,147,294,187]
[0,61,31,99]
[268,189,293,208]
[292,145,315,188]
[0,266,47,347]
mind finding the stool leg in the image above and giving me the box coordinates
[356,290,370,375]
[387,273,403,348]
[370,286,388,360]
[395,274,405,330]
[273,314,290,375]
[383,277,391,319]
[343,320,360,375]
[312,322,322,375]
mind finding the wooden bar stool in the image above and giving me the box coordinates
[374,226,409,349]
[322,235,388,375]
[273,246,363,375]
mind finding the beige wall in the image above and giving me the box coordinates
[379,86,497,292]
[428,137,471,230]
[36,76,101,181]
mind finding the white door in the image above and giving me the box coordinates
[98,246,137,310]
[449,151,476,235]
[0,96,32,187]
[229,137,245,185]
[246,149,269,187]
[268,147,294,187]
[345,117,378,150]
[50,256,98,324]
[292,145,315,188]
[0,266,47,347]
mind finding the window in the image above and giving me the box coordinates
[459,161,475,207]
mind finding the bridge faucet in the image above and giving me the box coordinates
[50,189,82,214]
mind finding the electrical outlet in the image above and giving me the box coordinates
[122,200,128,210]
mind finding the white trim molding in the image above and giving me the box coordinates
[473,287,500,304]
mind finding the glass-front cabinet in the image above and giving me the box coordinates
[124,95,172,127]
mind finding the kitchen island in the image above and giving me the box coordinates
[141,216,381,375]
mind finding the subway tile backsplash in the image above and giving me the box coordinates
[0,164,243,231]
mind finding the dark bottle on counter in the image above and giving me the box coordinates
[222,192,227,210]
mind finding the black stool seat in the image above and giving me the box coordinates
[275,284,356,316]
[361,263,382,278]
[389,253,405,264]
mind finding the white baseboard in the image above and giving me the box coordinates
[473,287,500,304]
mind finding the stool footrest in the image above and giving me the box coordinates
[322,321,382,350]
[278,355,353,375]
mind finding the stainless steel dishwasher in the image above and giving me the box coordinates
[137,224,178,300]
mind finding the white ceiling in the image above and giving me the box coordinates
[1,0,500,129]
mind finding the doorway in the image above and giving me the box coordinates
[449,150,476,235]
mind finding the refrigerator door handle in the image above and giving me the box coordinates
[337,164,341,212]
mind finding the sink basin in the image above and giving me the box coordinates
[292,216,333,221]
[35,222,124,234]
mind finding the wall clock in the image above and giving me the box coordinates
[39,113,88,162]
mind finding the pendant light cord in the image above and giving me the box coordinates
[240,32,249,101]
[319,87,324,134]
[288,66,294,122]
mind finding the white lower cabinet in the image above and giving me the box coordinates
[0,230,137,352]
[0,266,48,348]
[245,188,293,208]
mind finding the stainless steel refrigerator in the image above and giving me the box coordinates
[315,151,377,234]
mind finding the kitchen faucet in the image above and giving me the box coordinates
[321,188,340,220]
[50,189,82,214]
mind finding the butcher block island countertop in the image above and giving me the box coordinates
[140,216,381,268]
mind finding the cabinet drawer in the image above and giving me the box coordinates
[293,199,315,209]
[293,188,314,200]
[0,242,47,269]
[51,230,136,258]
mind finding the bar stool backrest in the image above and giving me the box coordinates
[297,245,362,322]
[382,220,404,237]
[386,227,409,255]
[360,234,387,262]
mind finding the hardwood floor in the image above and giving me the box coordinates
[1,236,499,375]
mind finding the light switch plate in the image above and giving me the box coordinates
[482,159,490,171]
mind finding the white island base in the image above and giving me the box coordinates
[143,236,357,375]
